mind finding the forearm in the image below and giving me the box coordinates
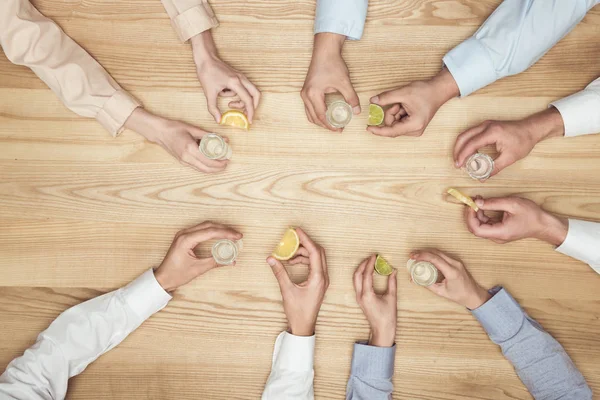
[472,287,592,399]
[0,270,171,399]
[444,0,597,97]
[262,332,315,400]
[191,30,220,66]
[346,343,395,400]
[0,0,140,136]
[314,0,368,40]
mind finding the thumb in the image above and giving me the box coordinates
[425,282,448,299]
[186,124,210,141]
[192,256,219,275]
[267,257,292,288]
[338,83,361,115]
[386,270,398,298]
[370,87,404,107]
[474,197,517,213]
[206,92,222,123]
[489,154,514,177]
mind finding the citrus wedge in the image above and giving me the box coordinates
[220,110,249,130]
[272,228,300,261]
[375,255,394,276]
[368,104,384,126]
[447,188,479,212]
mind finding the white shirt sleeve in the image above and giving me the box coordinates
[443,0,600,97]
[550,78,600,137]
[556,219,600,274]
[314,0,368,40]
[262,331,316,400]
[0,269,172,400]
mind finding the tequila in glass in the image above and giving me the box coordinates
[211,239,243,265]
[199,133,232,160]
[325,93,353,128]
[406,259,441,287]
[465,153,494,180]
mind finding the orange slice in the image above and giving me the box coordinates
[220,110,249,130]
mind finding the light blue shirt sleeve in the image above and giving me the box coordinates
[472,287,592,400]
[314,0,368,40]
[345,342,395,400]
[443,0,600,97]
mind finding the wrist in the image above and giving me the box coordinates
[313,32,345,58]
[154,268,176,292]
[536,212,569,247]
[124,108,168,144]
[427,67,460,108]
[191,30,219,67]
[464,286,492,310]
[524,107,566,142]
[289,322,315,337]
[369,327,396,347]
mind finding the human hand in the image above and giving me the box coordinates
[301,33,361,131]
[454,108,565,178]
[465,196,568,245]
[267,228,329,336]
[124,108,229,173]
[192,31,261,124]
[410,249,491,310]
[368,68,459,138]
[154,222,243,292]
[353,255,397,347]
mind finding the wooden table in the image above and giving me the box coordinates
[1,1,599,398]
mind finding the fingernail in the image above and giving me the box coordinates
[370,96,379,103]
[454,160,460,168]
[353,106,361,115]
[267,258,275,266]
[475,199,484,207]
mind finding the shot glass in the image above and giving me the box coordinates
[199,133,232,160]
[211,239,243,265]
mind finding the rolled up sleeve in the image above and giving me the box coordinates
[160,0,219,42]
[550,78,600,137]
[314,0,368,40]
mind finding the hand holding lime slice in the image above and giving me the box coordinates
[375,255,394,276]
[368,104,384,126]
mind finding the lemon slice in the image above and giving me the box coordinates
[368,104,384,126]
[374,255,393,276]
[220,110,249,130]
[272,228,300,261]
[447,188,479,212]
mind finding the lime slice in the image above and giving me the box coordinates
[272,228,300,261]
[447,188,479,212]
[368,104,384,126]
[375,255,393,276]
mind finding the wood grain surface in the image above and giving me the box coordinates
[1,0,599,399]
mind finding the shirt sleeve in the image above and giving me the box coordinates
[443,0,600,97]
[471,287,592,400]
[556,219,600,274]
[314,0,368,40]
[261,331,315,400]
[550,78,600,137]
[160,0,219,42]
[345,342,395,400]
[0,269,172,400]
[0,0,141,136]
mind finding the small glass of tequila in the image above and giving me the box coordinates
[199,133,232,160]
[406,259,442,287]
[326,100,353,128]
[211,239,243,265]
[465,153,494,180]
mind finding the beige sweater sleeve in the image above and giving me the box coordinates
[160,0,219,42]
[0,0,141,136]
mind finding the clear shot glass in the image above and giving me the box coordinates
[406,259,443,287]
[465,153,494,180]
[211,239,243,265]
[199,133,232,160]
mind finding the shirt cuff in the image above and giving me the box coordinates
[121,269,172,322]
[314,0,368,40]
[550,89,600,137]
[443,37,497,98]
[350,342,396,379]
[270,331,315,372]
[556,219,600,274]
[171,2,219,43]
[471,287,525,344]
[95,90,141,137]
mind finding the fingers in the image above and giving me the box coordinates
[425,282,448,298]
[228,100,245,110]
[489,153,514,177]
[386,269,398,298]
[289,256,310,265]
[229,80,255,124]
[474,197,518,213]
[455,130,498,168]
[353,257,369,298]
[362,254,376,294]
[177,221,234,237]
[206,91,222,123]
[453,122,489,164]
[384,104,401,126]
[192,256,219,274]
[337,82,361,115]
[178,226,243,249]
[183,153,228,173]
[367,117,423,137]
[301,89,339,131]
[267,256,292,289]
[411,250,455,278]
[240,76,261,111]
[295,228,326,278]
[370,88,404,107]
